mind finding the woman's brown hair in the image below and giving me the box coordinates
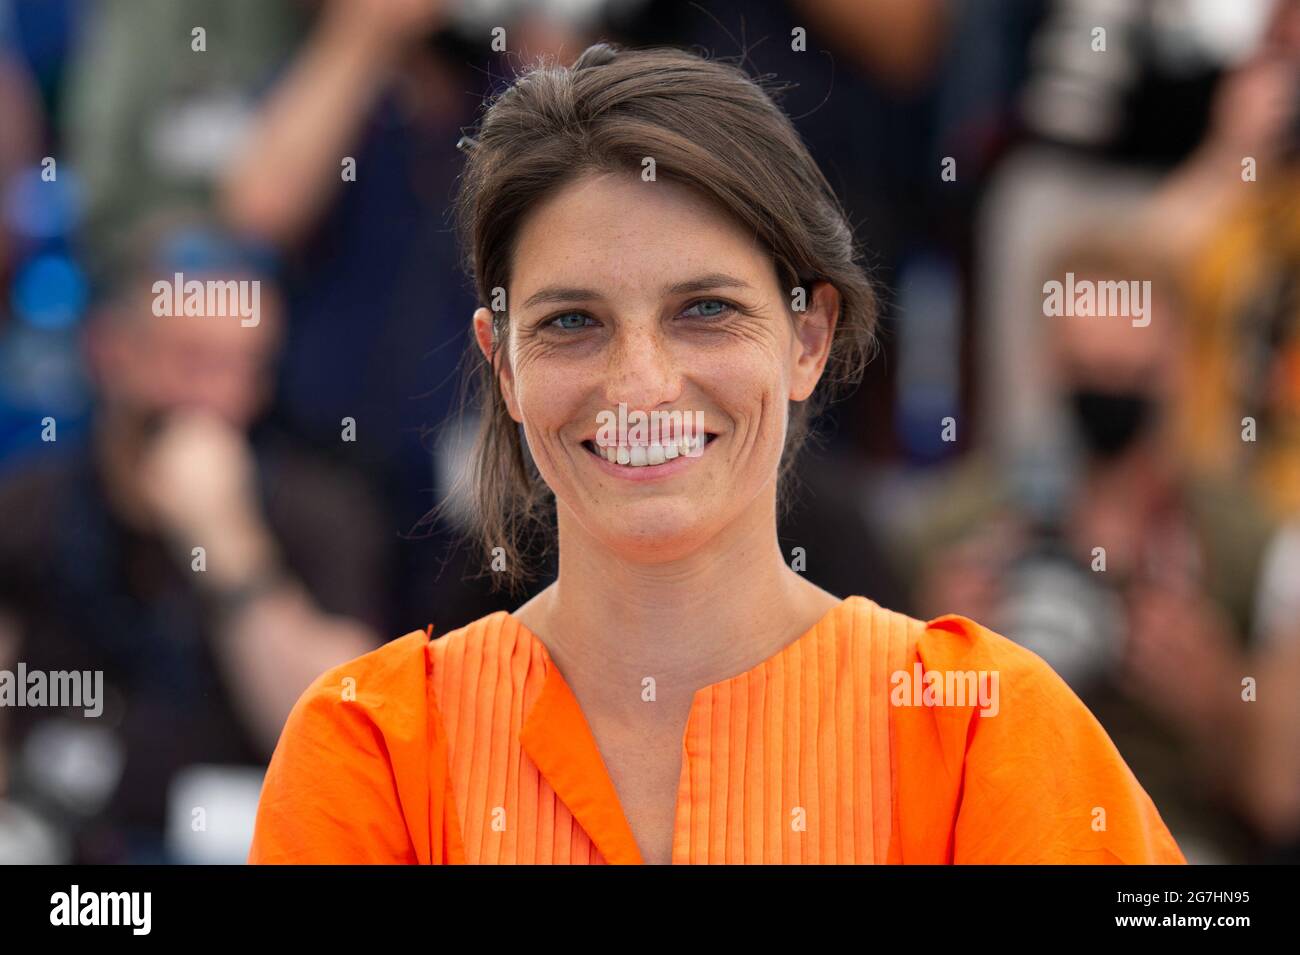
[440,42,878,593]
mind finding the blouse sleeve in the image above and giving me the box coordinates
[247,666,420,864]
[922,615,1187,864]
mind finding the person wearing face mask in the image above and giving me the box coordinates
[1067,387,1158,460]
[911,228,1288,863]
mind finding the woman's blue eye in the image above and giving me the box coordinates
[682,299,730,319]
[550,312,593,330]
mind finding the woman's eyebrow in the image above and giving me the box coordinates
[519,273,753,310]
[665,273,753,295]
[521,286,602,309]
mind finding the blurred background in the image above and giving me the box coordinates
[0,0,1297,865]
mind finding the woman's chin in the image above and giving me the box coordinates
[586,507,714,555]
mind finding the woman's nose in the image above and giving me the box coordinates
[602,325,682,409]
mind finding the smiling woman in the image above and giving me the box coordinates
[247,43,1186,865]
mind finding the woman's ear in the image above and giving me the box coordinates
[788,281,840,402]
[473,307,522,422]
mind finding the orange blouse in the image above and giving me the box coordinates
[248,595,1186,864]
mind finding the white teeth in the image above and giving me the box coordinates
[591,435,712,468]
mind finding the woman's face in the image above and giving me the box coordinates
[474,170,838,562]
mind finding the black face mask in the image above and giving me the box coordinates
[1067,388,1155,460]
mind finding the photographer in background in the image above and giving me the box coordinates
[0,213,385,863]
[906,229,1292,863]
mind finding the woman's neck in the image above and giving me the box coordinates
[512,494,842,729]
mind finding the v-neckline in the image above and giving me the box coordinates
[510,596,861,863]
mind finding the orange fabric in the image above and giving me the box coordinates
[248,596,1186,864]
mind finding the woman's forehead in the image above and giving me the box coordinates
[509,171,774,300]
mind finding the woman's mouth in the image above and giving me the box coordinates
[581,432,718,469]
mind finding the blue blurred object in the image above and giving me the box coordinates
[8,0,82,99]
[0,160,90,464]
[0,320,90,469]
[894,250,962,464]
[11,251,87,329]
[2,164,82,244]
[151,224,278,280]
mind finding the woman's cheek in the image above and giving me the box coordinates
[724,368,784,435]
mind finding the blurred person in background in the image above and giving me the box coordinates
[905,229,1296,863]
[1142,0,1300,517]
[0,212,385,863]
[975,0,1283,460]
[1137,1,1300,860]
